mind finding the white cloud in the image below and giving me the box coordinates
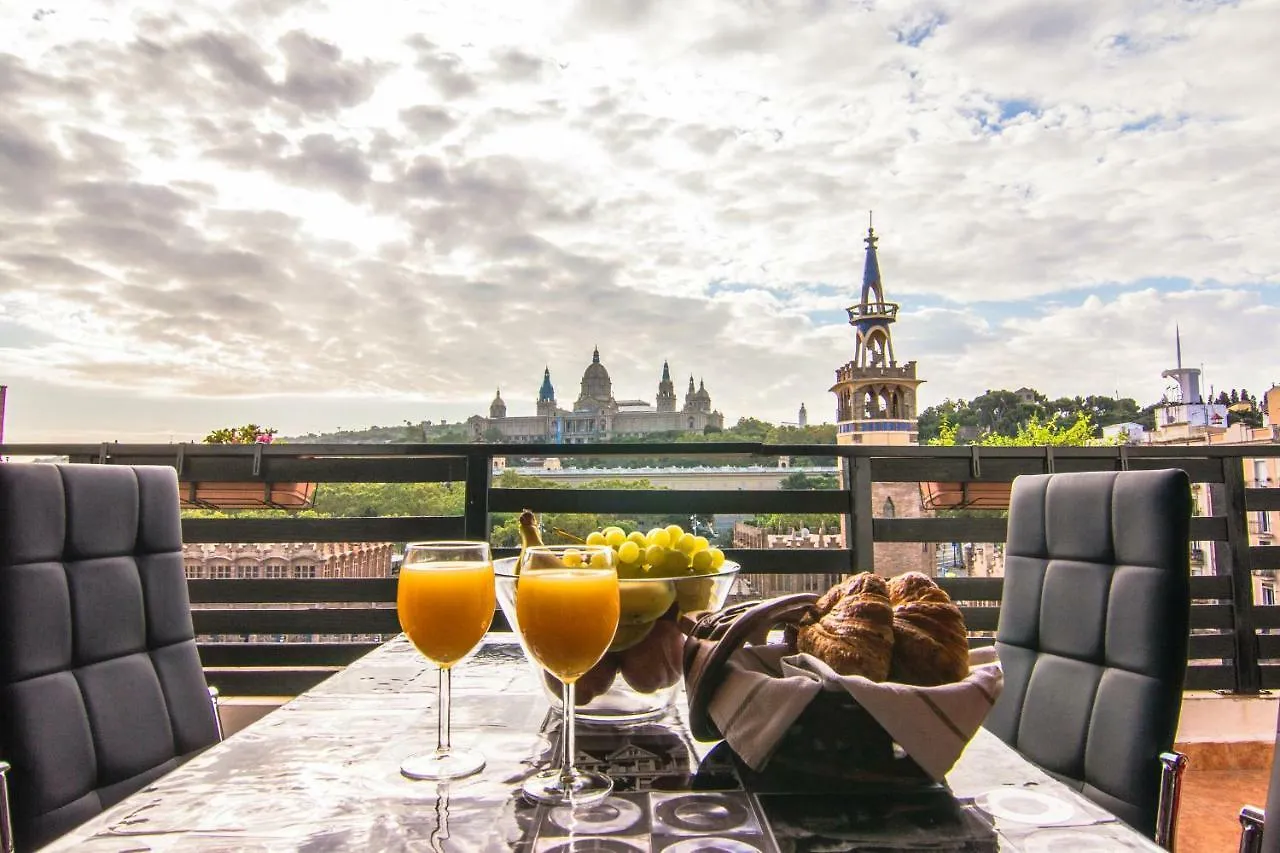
[1,0,1278,440]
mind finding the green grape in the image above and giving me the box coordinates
[674,533,697,554]
[646,528,671,548]
[586,531,607,546]
[691,550,714,572]
[563,549,584,567]
[644,544,665,567]
[616,559,645,580]
[693,535,710,552]
[665,549,691,573]
[627,531,648,547]
[664,524,685,543]
[617,540,641,564]
[589,550,611,569]
[708,548,726,569]
[604,528,626,548]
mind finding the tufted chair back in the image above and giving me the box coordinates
[985,469,1191,836]
[0,463,220,850]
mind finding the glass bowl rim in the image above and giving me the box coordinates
[493,555,740,580]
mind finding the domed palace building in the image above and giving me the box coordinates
[468,348,724,443]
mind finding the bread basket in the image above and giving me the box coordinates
[682,595,932,785]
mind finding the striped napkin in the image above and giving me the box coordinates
[707,645,1003,782]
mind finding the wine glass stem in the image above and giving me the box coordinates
[436,666,452,756]
[560,680,576,788]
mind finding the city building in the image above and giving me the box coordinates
[1130,336,1279,603]
[182,542,395,579]
[184,542,396,644]
[467,350,724,443]
[831,221,934,577]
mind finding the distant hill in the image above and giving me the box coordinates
[282,421,471,444]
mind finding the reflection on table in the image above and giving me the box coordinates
[43,635,1160,852]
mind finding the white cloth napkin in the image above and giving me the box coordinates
[707,645,1004,781]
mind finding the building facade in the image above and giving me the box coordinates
[183,542,395,579]
[468,349,724,443]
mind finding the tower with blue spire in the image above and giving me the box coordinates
[536,367,557,418]
[829,214,925,447]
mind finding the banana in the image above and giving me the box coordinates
[516,509,563,570]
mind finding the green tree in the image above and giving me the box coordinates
[779,470,839,490]
[312,482,465,517]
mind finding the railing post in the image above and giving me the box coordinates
[1222,456,1262,694]
[847,454,874,574]
[463,449,492,542]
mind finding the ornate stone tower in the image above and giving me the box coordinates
[489,388,507,419]
[830,222,924,446]
[831,218,932,577]
[798,403,808,427]
[656,361,677,412]
[684,378,712,414]
[536,367,557,417]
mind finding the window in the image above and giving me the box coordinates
[264,564,288,579]
[235,565,260,579]
[1262,583,1276,607]
[881,497,896,518]
[1254,459,1269,486]
[211,564,233,579]
[1258,512,1272,533]
[293,565,317,579]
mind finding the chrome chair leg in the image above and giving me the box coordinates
[1155,751,1188,851]
[1,760,14,853]
[208,685,225,742]
[1239,805,1264,853]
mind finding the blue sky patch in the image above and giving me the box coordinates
[0,319,57,349]
[894,13,947,48]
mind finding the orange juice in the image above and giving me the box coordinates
[398,561,496,667]
[516,569,620,683]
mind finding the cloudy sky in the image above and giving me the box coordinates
[2,0,1277,442]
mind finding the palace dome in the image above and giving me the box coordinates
[577,346,613,408]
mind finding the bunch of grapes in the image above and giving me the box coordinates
[585,523,726,579]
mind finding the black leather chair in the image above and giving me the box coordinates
[0,463,222,851]
[1237,712,1280,853]
[985,469,1192,848]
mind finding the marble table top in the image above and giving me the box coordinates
[44,635,1162,852]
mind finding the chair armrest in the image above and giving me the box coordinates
[1239,805,1265,853]
[1,759,14,853]
[1155,751,1188,851]
[209,685,225,743]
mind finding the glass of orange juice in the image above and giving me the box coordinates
[516,544,620,804]
[396,540,495,780]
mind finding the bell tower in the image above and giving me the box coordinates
[656,361,676,413]
[830,218,924,447]
[830,216,932,578]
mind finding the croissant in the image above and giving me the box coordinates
[795,572,894,681]
[886,572,969,686]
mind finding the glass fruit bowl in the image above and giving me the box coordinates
[495,557,740,723]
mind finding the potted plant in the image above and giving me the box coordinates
[179,424,317,509]
[919,414,1099,510]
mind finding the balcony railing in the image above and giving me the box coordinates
[4,440,1278,698]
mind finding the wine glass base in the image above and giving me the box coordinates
[400,748,485,781]
[522,768,613,805]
